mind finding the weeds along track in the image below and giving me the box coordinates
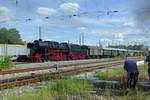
[0,57,144,90]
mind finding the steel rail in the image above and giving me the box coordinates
[0,61,122,90]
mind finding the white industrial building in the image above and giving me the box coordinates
[0,44,29,56]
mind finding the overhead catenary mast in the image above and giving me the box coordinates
[79,34,81,45]
[82,33,84,45]
[15,0,18,7]
[39,26,42,41]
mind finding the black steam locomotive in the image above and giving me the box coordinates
[18,40,87,62]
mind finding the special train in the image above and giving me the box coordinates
[16,39,144,62]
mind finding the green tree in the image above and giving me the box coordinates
[108,44,148,51]
[0,28,23,44]
[0,28,8,43]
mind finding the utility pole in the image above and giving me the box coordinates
[99,40,102,48]
[79,34,81,45]
[82,33,84,45]
[16,0,18,7]
[39,26,42,41]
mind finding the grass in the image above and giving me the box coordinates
[95,66,150,100]
[95,64,149,82]
[1,79,92,100]
[0,56,14,70]
[1,64,150,100]
[138,64,148,81]
[95,68,125,81]
[102,89,150,100]
[121,89,150,100]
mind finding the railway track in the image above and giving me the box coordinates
[0,57,144,90]
[13,57,144,65]
[1,59,119,75]
[2,57,144,75]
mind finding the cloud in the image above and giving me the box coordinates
[123,22,135,27]
[0,6,9,14]
[59,2,80,14]
[0,6,12,23]
[37,2,80,16]
[72,16,131,27]
[89,28,117,36]
[0,16,12,23]
[134,0,150,25]
[59,0,74,3]
[115,33,124,42]
[77,27,89,33]
[37,7,57,16]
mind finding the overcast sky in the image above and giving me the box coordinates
[0,0,150,46]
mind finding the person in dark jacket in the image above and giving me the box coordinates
[124,60,139,88]
[145,51,150,80]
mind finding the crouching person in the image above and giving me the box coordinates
[124,60,139,88]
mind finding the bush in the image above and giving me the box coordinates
[0,56,13,70]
